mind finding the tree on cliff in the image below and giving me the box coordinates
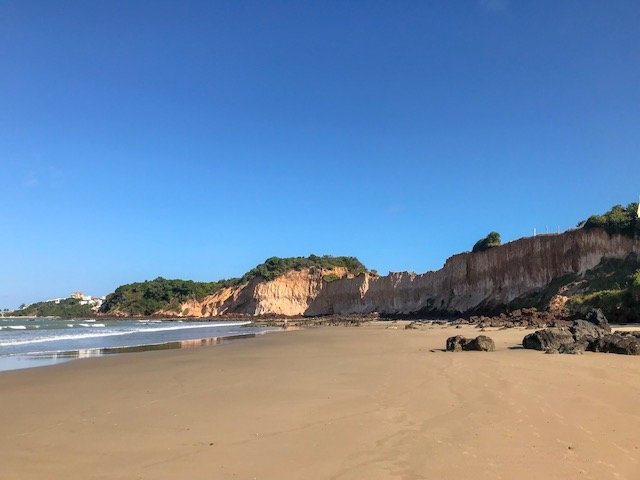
[472,232,501,253]
[583,203,640,237]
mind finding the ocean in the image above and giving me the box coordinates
[0,317,272,371]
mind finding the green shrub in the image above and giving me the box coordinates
[472,232,501,253]
[584,203,640,236]
[322,273,340,283]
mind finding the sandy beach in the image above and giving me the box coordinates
[1,322,640,480]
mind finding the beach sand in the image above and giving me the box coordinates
[1,323,640,479]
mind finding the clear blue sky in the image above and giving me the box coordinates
[1,1,639,308]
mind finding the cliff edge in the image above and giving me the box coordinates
[181,228,640,317]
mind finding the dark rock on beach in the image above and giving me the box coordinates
[446,336,467,352]
[523,309,640,355]
[467,308,572,329]
[522,328,575,351]
[588,334,640,355]
[570,319,607,344]
[446,335,495,352]
[584,308,611,332]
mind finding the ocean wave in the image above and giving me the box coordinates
[0,322,251,347]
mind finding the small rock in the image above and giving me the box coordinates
[446,335,495,352]
[465,335,495,352]
[446,335,467,352]
[558,342,586,355]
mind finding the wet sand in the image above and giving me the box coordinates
[1,323,640,479]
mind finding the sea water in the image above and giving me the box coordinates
[0,317,271,371]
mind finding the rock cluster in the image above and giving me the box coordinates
[446,335,495,352]
[522,308,640,355]
[460,308,572,329]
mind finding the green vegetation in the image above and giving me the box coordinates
[100,255,367,316]
[100,277,237,316]
[564,255,640,322]
[631,270,640,302]
[568,289,629,314]
[239,255,366,283]
[472,232,501,253]
[507,254,640,322]
[10,298,95,318]
[578,257,640,293]
[322,273,340,283]
[507,273,579,312]
[583,203,640,236]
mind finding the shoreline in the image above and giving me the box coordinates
[3,315,639,373]
[0,330,278,372]
[1,323,640,479]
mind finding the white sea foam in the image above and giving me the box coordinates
[8,326,27,330]
[0,322,251,347]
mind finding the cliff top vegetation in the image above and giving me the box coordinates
[583,202,640,236]
[10,298,95,318]
[100,255,366,316]
[472,232,502,253]
[240,255,366,282]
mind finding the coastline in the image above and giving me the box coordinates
[2,322,640,479]
[0,330,275,372]
[0,318,274,372]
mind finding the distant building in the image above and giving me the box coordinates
[70,291,84,300]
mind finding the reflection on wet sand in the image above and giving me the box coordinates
[27,333,260,361]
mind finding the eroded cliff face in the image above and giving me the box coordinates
[183,228,640,317]
[181,267,351,317]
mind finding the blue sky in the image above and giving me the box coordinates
[1,1,639,308]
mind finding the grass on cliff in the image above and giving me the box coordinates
[100,255,367,316]
[509,253,640,322]
[565,257,640,322]
[506,273,579,312]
